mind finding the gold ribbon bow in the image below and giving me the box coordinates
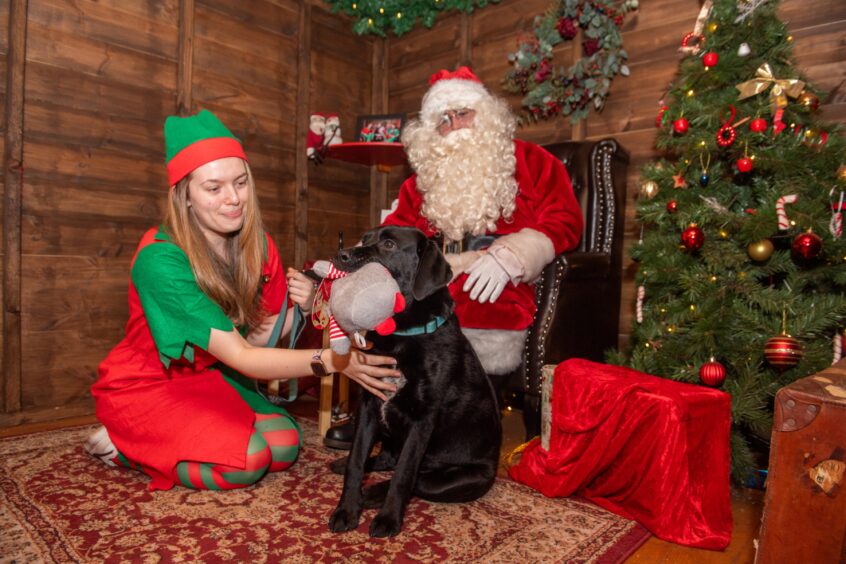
[736,63,805,111]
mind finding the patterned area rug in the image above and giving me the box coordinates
[0,419,649,562]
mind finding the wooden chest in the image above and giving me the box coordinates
[756,361,846,563]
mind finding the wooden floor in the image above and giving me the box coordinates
[1,396,764,562]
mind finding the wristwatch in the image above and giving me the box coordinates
[310,349,329,377]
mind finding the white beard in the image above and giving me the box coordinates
[403,116,517,242]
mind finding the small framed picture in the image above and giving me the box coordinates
[355,114,405,143]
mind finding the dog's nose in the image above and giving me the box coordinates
[336,248,353,264]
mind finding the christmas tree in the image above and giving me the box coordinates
[609,0,846,481]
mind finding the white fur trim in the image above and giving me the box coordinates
[445,250,482,282]
[421,79,490,123]
[492,228,556,283]
[462,327,526,375]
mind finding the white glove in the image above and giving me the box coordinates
[463,253,510,303]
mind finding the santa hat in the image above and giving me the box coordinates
[164,109,247,186]
[420,66,491,123]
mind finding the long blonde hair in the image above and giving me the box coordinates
[164,161,267,330]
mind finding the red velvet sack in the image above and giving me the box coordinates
[509,358,732,550]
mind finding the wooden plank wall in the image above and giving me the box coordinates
[0,0,374,426]
[382,0,846,350]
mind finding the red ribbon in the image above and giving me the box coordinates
[722,105,737,126]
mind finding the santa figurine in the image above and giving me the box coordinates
[306,113,326,160]
[323,114,343,147]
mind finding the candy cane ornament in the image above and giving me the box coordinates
[834,331,842,365]
[776,194,798,231]
[830,188,845,239]
[636,285,645,323]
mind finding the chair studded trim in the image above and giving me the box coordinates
[523,257,567,393]
[587,139,618,254]
[512,138,629,440]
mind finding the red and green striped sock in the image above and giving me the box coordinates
[254,413,300,472]
[174,429,271,490]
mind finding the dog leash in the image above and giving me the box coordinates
[256,288,304,404]
[392,315,446,336]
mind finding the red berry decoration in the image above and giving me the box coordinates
[681,32,704,50]
[749,118,767,133]
[716,106,738,147]
[764,334,804,371]
[681,224,705,252]
[699,357,726,387]
[737,157,753,173]
[673,118,690,134]
[667,199,678,213]
[655,105,669,128]
[791,230,823,261]
[703,52,719,68]
[716,123,737,147]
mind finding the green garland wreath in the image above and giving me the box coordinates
[504,0,638,123]
[323,0,500,38]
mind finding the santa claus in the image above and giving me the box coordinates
[382,66,583,381]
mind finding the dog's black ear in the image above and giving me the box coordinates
[413,237,453,300]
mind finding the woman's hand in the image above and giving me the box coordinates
[286,268,316,312]
[332,348,401,402]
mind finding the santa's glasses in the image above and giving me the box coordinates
[437,108,476,135]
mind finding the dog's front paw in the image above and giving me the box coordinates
[329,505,361,533]
[369,511,402,538]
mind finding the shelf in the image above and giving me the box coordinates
[324,142,408,168]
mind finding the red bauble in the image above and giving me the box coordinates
[667,199,678,213]
[673,118,690,134]
[703,52,719,68]
[749,118,768,133]
[737,157,753,173]
[791,231,823,261]
[681,224,705,252]
[764,334,804,371]
[699,358,726,387]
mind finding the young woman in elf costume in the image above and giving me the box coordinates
[87,110,400,491]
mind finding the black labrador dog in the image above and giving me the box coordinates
[328,225,502,538]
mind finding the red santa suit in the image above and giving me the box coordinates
[383,138,583,333]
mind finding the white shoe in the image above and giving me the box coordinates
[84,426,117,467]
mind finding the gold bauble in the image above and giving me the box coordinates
[837,165,846,183]
[640,180,659,199]
[748,239,775,261]
[707,22,718,33]
[798,91,820,111]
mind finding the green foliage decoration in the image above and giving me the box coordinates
[323,0,500,37]
[503,0,638,124]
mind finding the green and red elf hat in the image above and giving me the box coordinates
[164,109,247,186]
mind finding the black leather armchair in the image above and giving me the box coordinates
[516,138,629,440]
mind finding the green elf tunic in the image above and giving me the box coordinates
[92,226,296,491]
